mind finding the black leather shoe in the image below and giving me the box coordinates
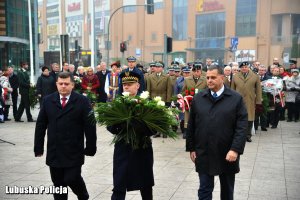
[287,119,292,122]
[15,119,24,122]
[246,138,252,142]
[271,126,277,129]
[4,118,11,121]
[28,119,36,122]
[261,128,267,131]
[0,120,4,123]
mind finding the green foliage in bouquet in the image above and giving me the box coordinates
[73,76,82,94]
[94,91,178,149]
[262,91,269,117]
[84,90,97,104]
[29,85,39,109]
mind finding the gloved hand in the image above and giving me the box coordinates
[255,104,263,114]
[107,123,126,135]
[131,119,155,136]
[84,147,97,156]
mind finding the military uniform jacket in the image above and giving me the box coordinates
[182,76,207,93]
[34,91,97,168]
[146,73,173,102]
[169,75,178,89]
[231,70,262,121]
[186,86,248,175]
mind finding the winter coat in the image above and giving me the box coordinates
[34,91,97,168]
[186,86,248,175]
[285,75,300,103]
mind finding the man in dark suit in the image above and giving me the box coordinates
[15,61,35,122]
[96,62,110,102]
[34,72,97,200]
[8,66,19,120]
[186,65,248,200]
[118,56,145,95]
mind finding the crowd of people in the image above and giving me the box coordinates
[1,56,299,200]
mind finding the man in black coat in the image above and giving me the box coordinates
[107,71,154,200]
[96,62,109,102]
[8,66,19,120]
[186,66,248,200]
[34,72,97,200]
[15,61,34,122]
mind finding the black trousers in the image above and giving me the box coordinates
[11,91,18,118]
[111,187,153,200]
[198,173,235,200]
[270,105,281,127]
[254,113,267,130]
[246,121,253,139]
[3,105,10,120]
[15,94,32,121]
[286,102,300,121]
[49,166,89,200]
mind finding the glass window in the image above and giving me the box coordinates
[196,12,225,49]
[172,0,187,40]
[236,0,257,36]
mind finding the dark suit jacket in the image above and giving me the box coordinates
[34,91,97,168]
[186,86,248,175]
[17,69,30,95]
[96,70,109,102]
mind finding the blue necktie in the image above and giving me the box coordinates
[213,92,218,99]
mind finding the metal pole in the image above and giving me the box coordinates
[91,0,95,69]
[33,0,39,81]
[163,34,167,71]
[28,0,34,84]
[59,0,63,70]
[106,4,151,65]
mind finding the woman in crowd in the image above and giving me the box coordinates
[81,67,100,95]
[0,68,13,121]
[36,66,56,107]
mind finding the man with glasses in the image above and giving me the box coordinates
[254,65,271,131]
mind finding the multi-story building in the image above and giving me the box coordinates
[38,0,300,68]
[0,0,38,68]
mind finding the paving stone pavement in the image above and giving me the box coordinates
[0,108,299,200]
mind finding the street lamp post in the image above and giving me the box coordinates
[106,3,154,65]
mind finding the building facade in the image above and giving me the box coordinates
[0,0,38,68]
[38,0,300,68]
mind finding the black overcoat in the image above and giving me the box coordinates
[34,91,97,168]
[107,124,154,192]
[186,86,248,175]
